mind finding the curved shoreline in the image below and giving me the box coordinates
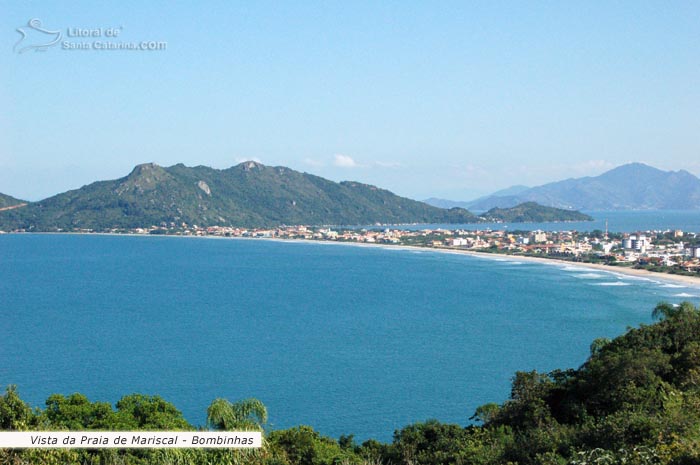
[4,232,700,290]
[433,248,700,289]
[266,238,700,289]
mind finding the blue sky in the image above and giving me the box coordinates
[2,1,699,201]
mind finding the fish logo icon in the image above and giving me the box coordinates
[14,18,62,53]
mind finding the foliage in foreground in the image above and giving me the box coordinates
[3,302,700,465]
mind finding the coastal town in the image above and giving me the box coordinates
[10,222,698,276]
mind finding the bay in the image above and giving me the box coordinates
[1,234,699,441]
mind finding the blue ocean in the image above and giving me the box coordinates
[368,210,700,233]
[1,234,699,441]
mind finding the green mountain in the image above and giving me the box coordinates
[469,163,700,210]
[0,161,479,231]
[0,193,26,210]
[484,201,593,222]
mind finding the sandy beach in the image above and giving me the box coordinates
[420,246,700,289]
[274,237,700,289]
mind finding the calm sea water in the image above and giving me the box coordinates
[1,234,699,441]
[365,210,700,233]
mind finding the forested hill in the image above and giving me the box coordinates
[484,201,593,222]
[0,161,478,230]
[3,302,700,465]
[0,193,26,210]
[0,164,595,232]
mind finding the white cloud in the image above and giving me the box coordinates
[235,157,262,164]
[333,154,359,168]
[303,158,325,167]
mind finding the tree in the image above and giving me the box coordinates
[0,385,34,430]
[471,403,501,425]
[652,301,698,321]
[43,393,113,429]
[206,398,267,431]
[590,337,611,356]
[114,394,190,430]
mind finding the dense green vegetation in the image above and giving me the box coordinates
[0,193,25,210]
[0,163,593,232]
[4,302,700,464]
[0,162,479,231]
[484,202,593,223]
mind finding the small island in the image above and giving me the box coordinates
[481,202,593,223]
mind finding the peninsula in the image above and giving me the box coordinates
[0,162,589,231]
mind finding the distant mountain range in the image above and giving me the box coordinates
[426,163,700,211]
[0,162,591,231]
[426,185,530,209]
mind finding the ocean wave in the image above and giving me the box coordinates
[572,273,606,279]
[592,282,631,286]
[673,293,699,298]
[660,283,685,288]
[561,266,598,272]
[609,274,653,282]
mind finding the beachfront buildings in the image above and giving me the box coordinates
[80,222,700,275]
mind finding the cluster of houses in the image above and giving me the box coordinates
[441,229,700,270]
[130,223,700,272]
[56,221,700,273]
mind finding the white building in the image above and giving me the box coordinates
[623,234,649,252]
[631,235,648,252]
[531,231,547,243]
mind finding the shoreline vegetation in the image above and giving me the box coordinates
[4,302,700,465]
